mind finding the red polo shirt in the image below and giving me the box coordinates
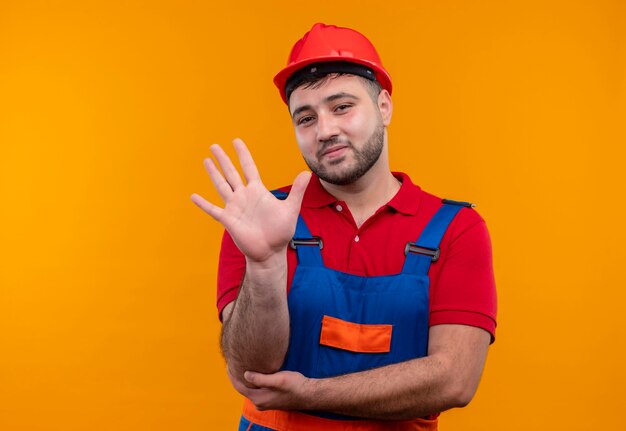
[216,172,497,340]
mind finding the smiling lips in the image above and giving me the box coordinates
[319,144,350,160]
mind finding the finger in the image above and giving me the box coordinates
[210,144,244,191]
[203,157,233,201]
[190,193,223,222]
[233,138,261,183]
[244,371,283,389]
[285,171,312,211]
[244,371,267,388]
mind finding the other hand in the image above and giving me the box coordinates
[228,368,314,411]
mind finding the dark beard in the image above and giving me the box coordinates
[303,122,385,186]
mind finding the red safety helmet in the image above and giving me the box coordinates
[274,23,393,104]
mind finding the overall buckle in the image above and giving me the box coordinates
[290,237,323,250]
[442,198,475,208]
[404,242,440,262]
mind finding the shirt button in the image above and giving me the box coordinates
[354,235,360,242]
[336,204,343,212]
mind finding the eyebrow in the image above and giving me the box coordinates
[291,92,360,120]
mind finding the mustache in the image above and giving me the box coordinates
[316,137,352,159]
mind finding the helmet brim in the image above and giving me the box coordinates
[274,56,393,104]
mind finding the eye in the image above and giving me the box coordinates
[334,103,352,113]
[297,115,315,126]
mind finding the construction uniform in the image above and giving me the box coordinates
[217,173,497,431]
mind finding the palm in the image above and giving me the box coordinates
[191,139,311,263]
[217,180,300,261]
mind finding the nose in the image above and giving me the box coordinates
[316,111,340,143]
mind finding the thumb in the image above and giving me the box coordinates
[244,371,274,388]
[285,171,312,210]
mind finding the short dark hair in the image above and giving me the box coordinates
[288,73,382,106]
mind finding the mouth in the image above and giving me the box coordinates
[320,145,349,159]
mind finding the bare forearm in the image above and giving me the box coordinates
[240,325,490,419]
[297,326,489,420]
[221,254,290,382]
[305,354,463,420]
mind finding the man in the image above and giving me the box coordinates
[191,23,497,431]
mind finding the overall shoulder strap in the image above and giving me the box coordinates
[401,199,473,276]
[271,189,323,267]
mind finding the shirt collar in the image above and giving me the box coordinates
[386,172,422,215]
[301,172,422,215]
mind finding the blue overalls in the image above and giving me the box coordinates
[239,196,469,431]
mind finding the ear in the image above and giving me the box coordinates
[377,89,393,126]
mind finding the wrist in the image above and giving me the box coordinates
[243,252,288,296]
[245,250,287,272]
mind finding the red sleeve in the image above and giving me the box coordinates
[216,230,245,321]
[429,212,498,342]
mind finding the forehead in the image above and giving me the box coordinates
[288,75,369,111]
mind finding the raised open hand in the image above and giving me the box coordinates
[191,138,311,264]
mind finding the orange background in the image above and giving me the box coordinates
[1,1,624,429]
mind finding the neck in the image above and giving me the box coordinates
[320,161,401,227]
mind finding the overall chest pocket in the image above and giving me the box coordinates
[316,315,395,378]
[286,268,431,379]
[319,315,392,353]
